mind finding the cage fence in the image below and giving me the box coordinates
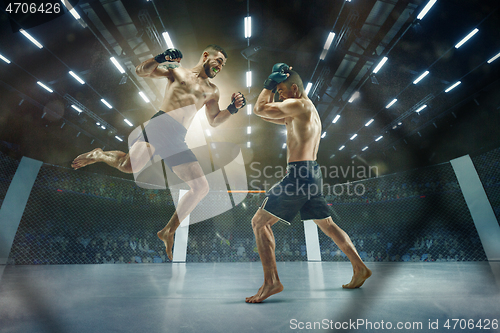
[472,146,500,227]
[2,146,497,265]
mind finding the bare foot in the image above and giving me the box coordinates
[342,267,372,289]
[245,281,284,303]
[71,148,103,170]
[157,229,174,261]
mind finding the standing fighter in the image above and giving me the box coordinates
[71,45,246,260]
[246,63,371,303]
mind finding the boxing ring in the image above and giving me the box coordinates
[1,147,500,332]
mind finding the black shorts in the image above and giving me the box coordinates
[261,161,331,224]
[131,111,197,170]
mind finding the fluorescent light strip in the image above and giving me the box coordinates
[37,81,53,93]
[416,105,427,113]
[247,104,252,115]
[162,32,174,48]
[365,119,374,127]
[205,129,211,137]
[247,142,251,148]
[416,0,437,20]
[305,82,312,95]
[348,91,360,103]
[350,134,358,140]
[332,115,340,123]
[339,145,345,150]
[375,136,383,142]
[96,122,100,126]
[362,147,368,151]
[455,28,479,49]
[246,71,252,87]
[373,56,388,73]
[124,119,133,126]
[115,136,123,142]
[69,71,85,84]
[244,16,252,38]
[247,126,251,134]
[413,70,429,84]
[445,81,461,93]
[351,155,357,159]
[0,54,11,64]
[321,132,326,138]
[320,32,335,60]
[61,0,81,20]
[139,91,150,103]
[71,105,83,113]
[386,98,397,108]
[282,143,286,149]
[110,57,125,74]
[101,99,113,108]
[487,52,500,64]
[101,125,106,130]
[19,29,43,49]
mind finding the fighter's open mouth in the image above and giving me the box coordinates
[212,68,219,73]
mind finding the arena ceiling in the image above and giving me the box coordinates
[0,0,499,182]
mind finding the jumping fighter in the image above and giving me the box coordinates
[71,45,246,260]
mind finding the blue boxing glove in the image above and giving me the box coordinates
[154,48,183,64]
[264,63,290,92]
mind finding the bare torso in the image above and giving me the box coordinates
[284,99,321,162]
[158,66,218,128]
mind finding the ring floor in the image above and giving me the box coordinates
[1,262,499,333]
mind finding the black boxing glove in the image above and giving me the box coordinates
[227,92,247,114]
[263,63,290,92]
[154,48,183,64]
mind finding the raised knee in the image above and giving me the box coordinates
[191,178,209,197]
[251,214,265,230]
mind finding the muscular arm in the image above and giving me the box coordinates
[205,91,232,127]
[135,58,179,79]
[261,117,285,125]
[253,89,303,119]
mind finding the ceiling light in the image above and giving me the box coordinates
[348,91,360,103]
[386,98,397,108]
[0,54,11,64]
[455,28,479,49]
[332,115,340,123]
[321,132,326,138]
[37,81,53,93]
[115,136,123,142]
[487,52,500,64]
[247,126,251,134]
[138,91,150,103]
[282,143,287,149]
[71,105,83,113]
[124,119,133,127]
[445,81,461,93]
[162,32,174,48]
[319,32,335,60]
[362,147,368,151]
[339,145,345,150]
[244,16,252,38]
[20,29,43,49]
[69,71,85,84]
[110,57,125,74]
[350,134,357,140]
[373,57,388,74]
[61,0,81,20]
[101,99,112,108]
[413,71,429,84]
[247,104,252,115]
[416,0,437,20]
[101,125,106,130]
[247,142,251,148]
[416,105,427,113]
[246,71,252,87]
[305,82,312,95]
[365,119,374,127]
[375,136,383,141]
[205,129,211,137]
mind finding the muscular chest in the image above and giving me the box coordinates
[174,69,216,101]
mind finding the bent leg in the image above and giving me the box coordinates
[71,141,155,174]
[157,161,209,260]
[315,217,372,288]
[246,209,284,303]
